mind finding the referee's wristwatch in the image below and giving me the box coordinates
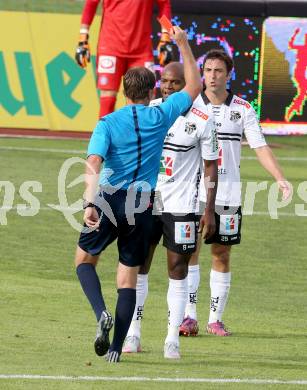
[82,200,95,210]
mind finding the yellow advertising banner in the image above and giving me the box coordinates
[0,11,125,132]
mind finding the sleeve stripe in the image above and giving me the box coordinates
[218,137,241,142]
[218,132,241,137]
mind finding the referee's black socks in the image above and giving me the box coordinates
[110,288,136,353]
[76,263,106,321]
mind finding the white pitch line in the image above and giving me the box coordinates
[0,207,306,218]
[0,207,306,217]
[0,146,85,154]
[241,156,307,161]
[0,375,307,385]
[0,146,307,161]
[0,207,80,212]
[0,134,89,140]
[247,211,305,217]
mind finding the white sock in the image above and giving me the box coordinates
[126,274,148,339]
[185,264,200,320]
[165,277,188,345]
[208,269,231,324]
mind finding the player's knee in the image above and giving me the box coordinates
[212,245,230,266]
[189,251,199,266]
[117,263,139,288]
[139,244,156,274]
[212,252,230,269]
[168,259,188,279]
[74,246,98,268]
[139,262,150,274]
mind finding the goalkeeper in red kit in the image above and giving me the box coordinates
[75,0,173,117]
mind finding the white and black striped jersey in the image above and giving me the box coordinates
[150,94,218,213]
[200,92,267,206]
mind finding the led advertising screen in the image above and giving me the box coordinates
[152,14,263,112]
[259,17,307,134]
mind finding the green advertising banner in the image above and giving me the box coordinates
[0,11,125,132]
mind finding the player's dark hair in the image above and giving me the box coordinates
[202,49,234,74]
[123,67,156,101]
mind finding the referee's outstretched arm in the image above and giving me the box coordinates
[170,26,202,101]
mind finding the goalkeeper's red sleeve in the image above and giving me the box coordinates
[156,0,172,20]
[81,0,100,26]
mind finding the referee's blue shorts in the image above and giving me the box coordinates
[78,188,154,267]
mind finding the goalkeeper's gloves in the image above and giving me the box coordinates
[157,32,174,66]
[75,33,91,68]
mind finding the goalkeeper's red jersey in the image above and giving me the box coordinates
[81,0,171,58]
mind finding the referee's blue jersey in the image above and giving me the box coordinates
[87,91,192,190]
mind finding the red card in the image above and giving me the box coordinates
[157,15,173,33]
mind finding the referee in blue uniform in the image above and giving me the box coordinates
[74,26,202,363]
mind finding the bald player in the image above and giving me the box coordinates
[123,62,219,359]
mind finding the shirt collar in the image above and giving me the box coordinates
[201,89,233,106]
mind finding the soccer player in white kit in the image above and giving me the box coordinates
[179,49,291,337]
[122,62,219,358]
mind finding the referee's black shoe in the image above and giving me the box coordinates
[94,310,114,356]
[105,350,120,363]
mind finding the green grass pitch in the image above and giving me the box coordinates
[0,135,307,389]
[1,1,307,388]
